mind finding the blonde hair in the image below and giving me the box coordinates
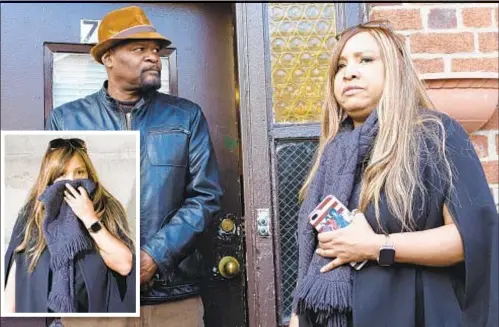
[300,25,453,231]
[15,142,134,272]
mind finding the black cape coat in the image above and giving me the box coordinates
[349,114,498,327]
[4,209,136,313]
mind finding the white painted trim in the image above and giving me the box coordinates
[473,32,480,54]
[421,6,429,32]
[474,130,499,159]
[411,53,499,59]
[457,7,464,29]
[375,3,498,10]
[419,71,499,80]
[443,57,452,73]
[489,133,498,159]
[397,27,498,35]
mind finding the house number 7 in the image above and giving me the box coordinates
[80,19,101,44]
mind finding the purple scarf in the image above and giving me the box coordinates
[39,179,96,312]
[293,111,378,327]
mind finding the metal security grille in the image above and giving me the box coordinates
[276,139,318,321]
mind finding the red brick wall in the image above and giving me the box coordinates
[369,3,499,209]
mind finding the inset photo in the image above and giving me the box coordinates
[1,131,140,317]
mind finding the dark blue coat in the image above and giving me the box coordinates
[4,209,136,313]
[350,114,498,327]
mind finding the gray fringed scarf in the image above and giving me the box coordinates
[39,179,96,312]
[293,111,378,327]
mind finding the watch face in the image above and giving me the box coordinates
[89,221,102,233]
[379,248,395,266]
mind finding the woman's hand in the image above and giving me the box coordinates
[316,211,383,273]
[289,313,299,327]
[64,183,133,276]
[64,183,98,227]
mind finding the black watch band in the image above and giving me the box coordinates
[87,220,103,233]
[377,234,395,267]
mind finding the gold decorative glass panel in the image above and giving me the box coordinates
[268,3,336,123]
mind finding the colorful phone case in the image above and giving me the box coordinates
[309,195,367,270]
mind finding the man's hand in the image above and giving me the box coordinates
[140,250,158,285]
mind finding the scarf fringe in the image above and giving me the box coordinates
[49,232,92,270]
[294,274,352,313]
[294,274,352,327]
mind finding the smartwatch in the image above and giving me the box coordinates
[87,220,103,233]
[377,234,395,267]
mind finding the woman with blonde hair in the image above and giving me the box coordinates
[290,21,498,327]
[4,138,135,313]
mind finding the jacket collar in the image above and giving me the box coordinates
[98,81,155,113]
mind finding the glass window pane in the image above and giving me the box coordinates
[268,3,336,124]
[52,53,170,109]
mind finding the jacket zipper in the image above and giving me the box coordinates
[125,112,132,130]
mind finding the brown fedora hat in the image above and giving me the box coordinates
[90,6,171,64]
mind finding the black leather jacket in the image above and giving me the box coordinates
[46,84,222,304]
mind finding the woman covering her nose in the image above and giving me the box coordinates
[290,20,498,327]
[4,138,135,313]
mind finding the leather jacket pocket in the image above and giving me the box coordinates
[147,127,190,167]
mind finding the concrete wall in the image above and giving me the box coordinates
[2,133,138,250]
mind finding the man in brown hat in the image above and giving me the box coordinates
[47,6,222,327]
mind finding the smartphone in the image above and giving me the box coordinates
[308,195,368,270]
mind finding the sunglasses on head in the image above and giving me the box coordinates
[335,20,393,41]
[48,138,87,151]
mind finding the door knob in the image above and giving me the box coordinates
[220,218,235,233]
[218,256,240,278]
